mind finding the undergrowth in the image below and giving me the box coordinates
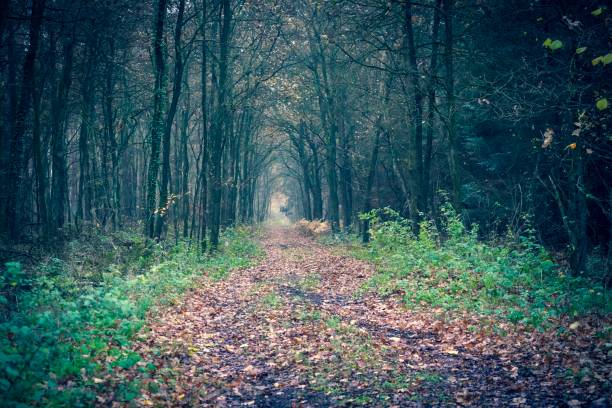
[339,206,610,328]
[0,226,262,407]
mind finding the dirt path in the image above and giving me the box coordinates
[122,227,609,407]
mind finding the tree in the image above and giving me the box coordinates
[442,0,460,210]
[5,0,45,240]
[155,0,186,239]
[145,0,168,238]
[208,0,232,250]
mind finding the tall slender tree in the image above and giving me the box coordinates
[145,0,168,238]
[5,0,45,240]
[156,0,186,239]
[209,0,232,250]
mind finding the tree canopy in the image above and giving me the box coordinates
[0,0,610,277]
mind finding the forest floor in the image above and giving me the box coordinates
[116,226,610,407]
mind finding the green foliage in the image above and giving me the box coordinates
[325,315,342,329]
[298,309,321,322]
[0,226,261,406]
[261,291,282,309]
[297,274,320,291]
[592,53,611,66]
[595,98,608,110]
[542,38,563,50]
[354,207,610,327]
[3,262,26,288]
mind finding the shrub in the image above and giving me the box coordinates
[0,226,261,406]
[354,206,610,326]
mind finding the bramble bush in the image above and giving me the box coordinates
[0,226,262,407]
[353,206,610,327]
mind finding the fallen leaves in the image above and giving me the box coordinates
[99,227,610,407]
[243,365,263,377]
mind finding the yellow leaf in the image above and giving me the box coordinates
[569,321,581,330]
[566,143,577,150]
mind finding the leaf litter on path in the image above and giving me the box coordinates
[107,226,610,407]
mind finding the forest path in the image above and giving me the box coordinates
[125,227,584,407]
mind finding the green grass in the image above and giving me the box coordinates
[298,308,322,322]
[340,206,610,328]
[261,290,283,309]
[325,315,342,329]
[296,274,321,291]
[0,226,262,407]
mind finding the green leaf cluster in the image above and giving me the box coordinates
[0,226,262,406]
[351,206,610,328]
[543,38,563,50]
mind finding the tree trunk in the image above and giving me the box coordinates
[180,105,190,238]
[1,28,17,233]
[362,121,382,243]
[77,45,96,225]
[239,122,252,223]
[51,34,74,233]
[308,137,323,219]
[156,0,185,239]
[403,0,424,220]
[32,69,48,240]
[299,122,313,220]
[225,105,241,226]
[6,0,45,240]
[209,0,232,250]
[145,0,168,238]
[103,39,118,230]
[199,0,209,250]
[443,0,460,209]
[338,115,354,231]
[309,16,339,231]
[424,0,441,213]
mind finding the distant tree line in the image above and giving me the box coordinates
[0,0,285,251]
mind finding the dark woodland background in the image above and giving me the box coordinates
[0,0,610,276]
[0,1,611,405]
